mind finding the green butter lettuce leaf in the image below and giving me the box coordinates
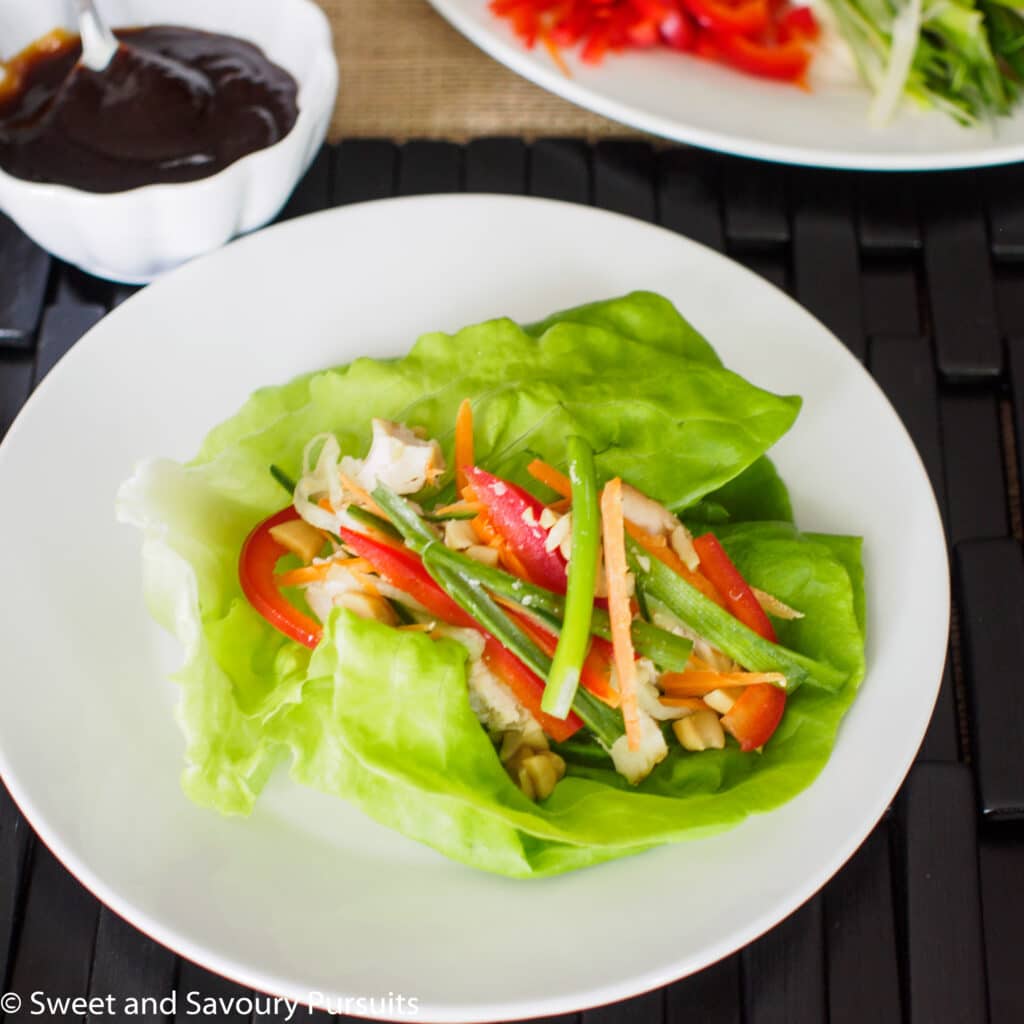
[524,291,723,367]
[118,459,300,813]
[712,523,865,666]
[118,292,862,877]
[122,459,864,875]
[685,455,794,524]
[189,291,800,517]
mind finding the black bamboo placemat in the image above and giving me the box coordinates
[1,141,1022,1024]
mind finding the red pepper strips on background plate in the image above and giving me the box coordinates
[489,0,817,83]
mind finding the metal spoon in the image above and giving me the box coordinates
[60,3,213,161]
[74,0,118,72]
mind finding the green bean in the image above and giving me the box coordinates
[421,507,478,522]
[543,437,598,718]
[568,689,624,752]
[423,549,549,677]
[423,550,624,749]
[434,550,562,614]
[372,485,691,670]
[628,538,846,692]
[613,617,692,673]
[346,504,402,540]
[269,464,296,495]
[372,484,438,551]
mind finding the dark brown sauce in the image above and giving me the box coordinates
[0,25,299,193]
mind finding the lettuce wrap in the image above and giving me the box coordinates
[118,292,865,877]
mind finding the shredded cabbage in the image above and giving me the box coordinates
[294,433,346,532]
[869,0,923,125]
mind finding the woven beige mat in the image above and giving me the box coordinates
[315,0,640,140]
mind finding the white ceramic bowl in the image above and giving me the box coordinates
[0,0,337,282]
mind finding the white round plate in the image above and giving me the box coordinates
[0,195,947,1021]
[429,0,1024,170]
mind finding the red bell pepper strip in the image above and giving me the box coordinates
[240,513,583,741]
[238,507,323,650]
[691,533,778,642]
[340,528,583,741]
[463,466,568,593]
[580,22,614,63]
[339,529,476,629]
[490,0,815,85]
[712,32,810,81]
[466,508,535,582]
[481,638,582,742]
[626,16,660,46]
[550,7,592,46]
[779,5,819,40]
[659,7,697,50]
[721,682,786,751]
[681,0,768,36]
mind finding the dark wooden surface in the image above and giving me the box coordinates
[1,142,1022,1023]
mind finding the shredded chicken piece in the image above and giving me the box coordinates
[344,419,445,495]
[621,483,677,536]
[670,523,700,571]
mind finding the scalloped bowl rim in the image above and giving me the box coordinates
[0,0,338,281]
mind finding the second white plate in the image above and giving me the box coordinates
[430,0,1024,170]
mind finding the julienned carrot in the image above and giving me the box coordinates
[355,571,381,597]
[433,500,482,516]
[527,458,573,499]
[472,512,496,543]
[470,511,504,561]
[455,399,474,493]
[660,671,786,697]
[601,477,641,752]
[275,557,371,587]
[472,512,534,581]
[339,474,388,519]
[659,696,706,711]
[278,564,381,595]
[498,545,535,582]
[541,33,572,77]
[624,519,727,609]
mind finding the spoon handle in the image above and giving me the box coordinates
[74,0,119,72]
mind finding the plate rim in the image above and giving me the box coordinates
[427,0,1024,171]
[0,193,951,1021]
